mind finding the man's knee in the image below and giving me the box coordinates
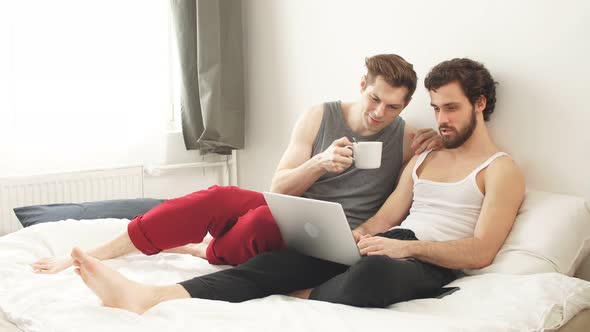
[205,185,235,198]
[205,185,265,208]
[241,206,283,245]
[336,256,410,307]
[249,206,278,230]
[244,248,298,267]
[349,255,396,285]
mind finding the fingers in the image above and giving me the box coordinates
[352,231,361,243]
[333,136,353,148]
[357,237,381,254]
[415,127,436,136]
[411,128,442,154]
[322,150,354,173]
[319,139,356,173]
[425,138,442,151]
[334,146,353,158]
[331,155,353,167]
[411,128,436,148]
[352,230,373,244]
[359,244,383,256]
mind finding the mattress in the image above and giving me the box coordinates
[1,219,590,332]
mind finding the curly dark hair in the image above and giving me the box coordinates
[424,58,498,121]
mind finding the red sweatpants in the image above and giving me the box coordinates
[127,185,285,265]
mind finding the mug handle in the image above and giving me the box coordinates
[345,145,355,161]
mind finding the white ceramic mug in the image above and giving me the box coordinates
[351,141,382,169]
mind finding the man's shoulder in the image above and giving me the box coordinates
[484,153,525,191]
[295,104,325,128]
[301,101,345,126]
[291,104,328,145]
[307,103,325,116]
[486,153,520,174]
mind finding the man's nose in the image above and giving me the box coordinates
[374,103,386,117]
[437,111,449,124]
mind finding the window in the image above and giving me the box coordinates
[0,0,180,175]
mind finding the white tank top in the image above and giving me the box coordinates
[396,149,509,242]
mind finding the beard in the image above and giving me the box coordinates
[440,108,477,149]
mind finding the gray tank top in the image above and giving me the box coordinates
[303,101,405,229]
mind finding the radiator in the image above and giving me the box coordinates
[0,166,144,236]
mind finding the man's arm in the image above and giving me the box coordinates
[353,155,418,239]
[270,105,353,196]
[352,128,438,241]
[359,157,525,270]
[406,157,525,269]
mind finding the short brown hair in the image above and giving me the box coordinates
[424,58,498,121]
[365,54,417,104]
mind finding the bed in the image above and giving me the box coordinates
[1,190,590,332]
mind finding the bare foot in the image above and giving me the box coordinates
[71,247,189,314]
[162,240,209,260]
[190,242,208,260]
[289,288,313,299]
[32,256,73,274]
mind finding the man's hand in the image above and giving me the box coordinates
[358,236,413,259]
[316,137,354,173]
[351,230,372,243]
[410,128,442,154]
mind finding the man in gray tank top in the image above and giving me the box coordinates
[271,55,440,230]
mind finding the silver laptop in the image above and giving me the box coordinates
[263,192,361,266]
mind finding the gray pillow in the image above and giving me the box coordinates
[13,198,166,228]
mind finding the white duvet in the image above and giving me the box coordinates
[1,219,589,332]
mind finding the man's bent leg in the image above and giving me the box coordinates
[127,186,267,255]
[206,205,285,265]
[309,255,457,308]
[179,249,348,302]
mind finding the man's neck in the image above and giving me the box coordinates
[341,101,367,135]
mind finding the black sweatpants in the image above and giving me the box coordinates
[179,228,459,308]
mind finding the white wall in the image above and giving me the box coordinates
[239,0,590,199]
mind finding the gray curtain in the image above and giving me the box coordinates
[170,0,245,155]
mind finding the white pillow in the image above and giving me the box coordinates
[465,189,590,276]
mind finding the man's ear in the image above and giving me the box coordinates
[360,75,367,93]
[475,95,487,114]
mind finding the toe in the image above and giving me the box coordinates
[71,247,84,261]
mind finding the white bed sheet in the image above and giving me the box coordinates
[1,219,589,332]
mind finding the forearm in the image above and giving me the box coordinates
[270,155,326,196]
[406,237,494,270]
[354,216,396,236]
